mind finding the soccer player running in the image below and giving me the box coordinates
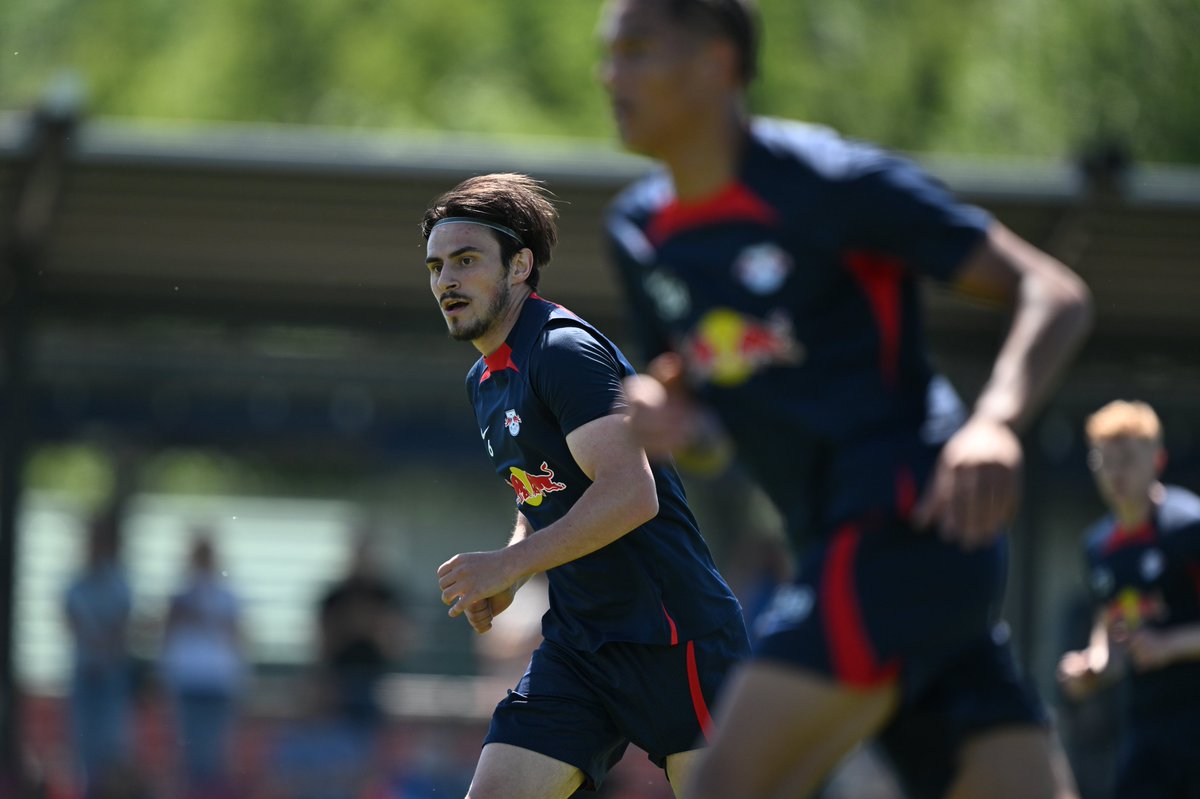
[423,173,750,799]
[597,1,1093,797]
[1059,401,1200,798]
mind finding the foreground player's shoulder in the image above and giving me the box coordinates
[535,319,621,375]
[1160,485,1200,531]
[529,316,628,434]
[609,168,673,227]
[748,117,893,182]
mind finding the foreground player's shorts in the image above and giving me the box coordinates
[753,514,1047,796]
[484,619,750,790]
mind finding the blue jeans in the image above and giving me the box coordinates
[70,664,132,785]
[172,689,237,786]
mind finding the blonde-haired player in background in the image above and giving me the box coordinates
[1060,400,1200,798]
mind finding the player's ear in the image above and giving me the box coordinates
[509,248,535,286]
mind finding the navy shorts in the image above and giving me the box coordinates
[753,515,1047,793]
[484,617,750,790]
[1115,713,1200,799]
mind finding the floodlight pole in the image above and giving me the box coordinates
[0,85,79,783]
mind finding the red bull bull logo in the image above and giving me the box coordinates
[508,462,567,507]
[684,308,805,387]
[1105,587,1167,637]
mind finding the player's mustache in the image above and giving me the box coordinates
[440,291,470,304]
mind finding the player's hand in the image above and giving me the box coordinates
[622,352,705,459]
[912,416,1023,549]
[437,549,520,621]
[1129,629,1175,671]
[462,585,518,635]
[1056,649,1103,701]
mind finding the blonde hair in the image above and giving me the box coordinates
[1085,400,1163,445]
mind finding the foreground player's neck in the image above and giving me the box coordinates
[1114,482,1166,530]
[662,103,747,202]
[472,286,533,358]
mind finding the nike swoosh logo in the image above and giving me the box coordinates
[481,427,489,439]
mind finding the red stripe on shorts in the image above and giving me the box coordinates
[685,640,714,741]
[820,523,898,686]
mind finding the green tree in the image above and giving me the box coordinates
[3,0,1198,163]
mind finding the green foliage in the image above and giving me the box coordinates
[27,445,115,507]
[2,0,1198,162]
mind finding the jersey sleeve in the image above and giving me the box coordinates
[835,151,992,283]
[530,325,628,437]
[605,209,673,365]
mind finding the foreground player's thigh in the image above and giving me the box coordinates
[947,726,1069,799]
[664,748,703,799]
[466,742,585,799]
[684,661,899,799]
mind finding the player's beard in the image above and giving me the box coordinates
[449,279,511,343]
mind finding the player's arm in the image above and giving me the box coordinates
[509,412,659,575]
[1129,624,1200,671]
[1058,609,1123,700]
[950,222,1094,432]
[440,326,660,625]
[913,222,1093,546]
[622,353,733,473]
[439,413,658,623]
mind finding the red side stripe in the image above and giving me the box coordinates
[662,604,679,646]
[820,524,897,686]
[843,251,905,388]
[479,342,519,383]
[685,640,714,741]
[646,183,779,246]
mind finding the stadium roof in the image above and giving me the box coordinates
[2,110,1200,451]
[3,113,1199,334]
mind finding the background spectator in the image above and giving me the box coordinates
[160,528,246,797]
[317,529,411,732]
[63,509,134,794]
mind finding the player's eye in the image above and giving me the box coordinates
[428,262,442,274]
[459,255,474,266]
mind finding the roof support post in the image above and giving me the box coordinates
[0,85,79,786]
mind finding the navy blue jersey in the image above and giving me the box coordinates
[607,118,989,547]
[466,294,743,652]
[1083,486,1200,723]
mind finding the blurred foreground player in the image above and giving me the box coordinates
[1059,401,1200,798]
[598,0,1094,796]
[421,173,749,799]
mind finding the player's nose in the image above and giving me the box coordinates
[433,266,459,293]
